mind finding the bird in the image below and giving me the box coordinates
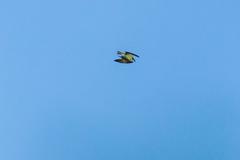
[114,51,139,64]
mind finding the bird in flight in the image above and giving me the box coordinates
[114,51,140,64]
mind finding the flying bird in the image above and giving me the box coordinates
[114,51,139,64]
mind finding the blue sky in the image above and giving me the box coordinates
[0,0,239,160]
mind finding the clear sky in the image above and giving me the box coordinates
[0,0,239,160]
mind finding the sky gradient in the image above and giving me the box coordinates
[0,0,240,160]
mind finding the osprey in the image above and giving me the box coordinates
[114,51,139,64]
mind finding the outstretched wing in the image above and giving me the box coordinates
[125,51,139,57]
[114,58,133,63]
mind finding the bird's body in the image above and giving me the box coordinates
[114,51,139,64]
